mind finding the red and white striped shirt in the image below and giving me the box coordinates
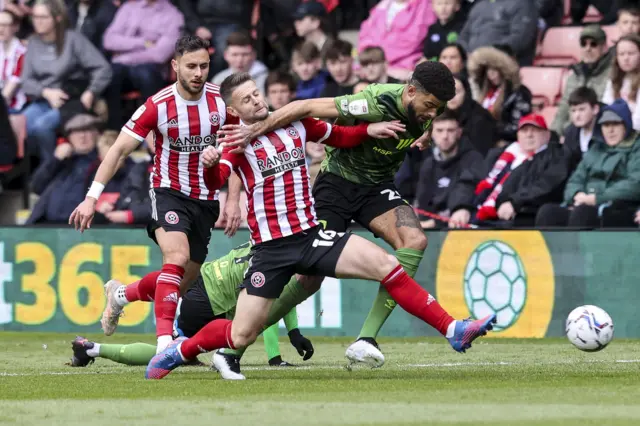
[123,82,234,200]
[0,38,27,111]
[206,118,370,244]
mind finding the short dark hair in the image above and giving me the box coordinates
[433,108,460,125]
[439,43,467,63]
[292,41,321,62]
[324,39,353,62]
[410,61,456,102]
[265,71,296,92]
[619,7,640,18]
[568,86,599,106]
[220,72,254,105]
[226,31,254,49]
[359,46,386,66]
[175,35,210,57]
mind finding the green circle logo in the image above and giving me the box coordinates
[463,240,527,331]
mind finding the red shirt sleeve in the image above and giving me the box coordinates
[10,51,24,82]
[203,146,245,191]
[301,117,369,148]
[122,99,158,142]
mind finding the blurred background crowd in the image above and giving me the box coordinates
[2,0,640,230]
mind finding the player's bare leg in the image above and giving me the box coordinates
[335,234,496,359]
[347,205,427,366]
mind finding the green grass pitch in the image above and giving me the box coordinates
[1,332,640,425]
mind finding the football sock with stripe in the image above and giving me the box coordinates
[118,271,160,305]
[381,265,454,336]
[154,264,184,346]
[358,248,424,338]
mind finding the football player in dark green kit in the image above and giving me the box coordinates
[219,61,455,367]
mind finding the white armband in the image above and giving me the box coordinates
[86,181,105,200]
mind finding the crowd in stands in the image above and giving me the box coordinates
[2,0,640,229]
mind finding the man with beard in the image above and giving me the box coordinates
[217,61,456,368]
[415,109,485,229]
[69,35,243,354]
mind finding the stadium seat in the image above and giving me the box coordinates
[541,106,558,128]
[562,0,603,24]
[520,67,565,107]
[534,26,582,66]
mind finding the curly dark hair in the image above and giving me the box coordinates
[410,61,456,102]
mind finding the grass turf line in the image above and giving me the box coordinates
[0,332,639,425]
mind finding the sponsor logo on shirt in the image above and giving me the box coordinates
[348,99,369,116]
[257,147,306,177]
[167,135,217,152]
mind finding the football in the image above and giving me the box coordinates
[565,305,614,352]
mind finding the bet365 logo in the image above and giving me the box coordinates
[0,242,13,325]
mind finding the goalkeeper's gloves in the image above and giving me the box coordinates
[288,328,314,361]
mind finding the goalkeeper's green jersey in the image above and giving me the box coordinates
[200,243,252,317]
[323,84,433,185]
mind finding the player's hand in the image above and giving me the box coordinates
[201,145,221,168]
[69,198,97,232]
[217,124,253,153]
[410,128,432,151]
[221,199,242,237]
[366,120,406,140]
[288,328,314,361]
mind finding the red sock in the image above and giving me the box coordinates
[154,264,184,337]
[381,265,454,336]
[180,319,235,359]
[124,271,160,302]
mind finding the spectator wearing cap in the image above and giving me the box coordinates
[457,0,538,66]
[27,114,127,224]
[464,113,568,227]
[211,31,269,94]
[359,0,435,81]
[552,25,612,135]
[293,1,333,60]
[537,99,640,228]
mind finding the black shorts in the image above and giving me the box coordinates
[312,171,408,233]
[147,188,220,264]
[176,275,224,337]
[241,225,351,299]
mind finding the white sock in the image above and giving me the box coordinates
[86,343,101,358]
[445,321,457,339]
[156,335,173,353]
[115,285,129,307]
[177,343,188,362]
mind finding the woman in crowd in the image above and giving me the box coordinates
[602,34,640,130]
[21,0,111,166]
[438,43,467,78]
[467,46,532,144]
[445,73,497,156]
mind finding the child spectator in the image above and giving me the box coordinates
[321,39,360,97]
[563,87,602,173]
[536,99,640,228]
[617,6,640,38]
[0,10,26,112]
[359,0,435,80]
[265,70,296,110]
[291,41,328,100]
[422,0,465,62]
[358,46,400,84]
[602,34,640,129]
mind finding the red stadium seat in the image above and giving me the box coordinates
[534,26,582,66]
[541,106,558,128]
[520,67,565,107]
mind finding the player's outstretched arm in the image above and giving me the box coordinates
[69,131,141,232]
[219,98,339,152]
[309,119,406,149]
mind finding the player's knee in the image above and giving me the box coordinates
[373,253,399,281]
[163,251,189,268]
[400,230,428,251]
[231,327,258,349]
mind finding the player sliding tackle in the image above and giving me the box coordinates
[69,243,315,379]
[217,61,458,367]
[145,73,496,380]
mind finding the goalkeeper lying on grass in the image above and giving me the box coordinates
[68,243,315,380]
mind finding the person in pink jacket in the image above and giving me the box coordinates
[358,0,435,81]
